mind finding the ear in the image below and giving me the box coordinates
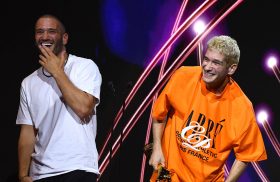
[63,33,69,45]
[227,64,237,76]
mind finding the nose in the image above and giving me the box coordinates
[41,31,50,39]
[203,61,213,70]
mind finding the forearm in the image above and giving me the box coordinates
[18,146,32,179]
[148,118,167,169]
[152,118,166,149]
[53,70,95,119]
[39,47,96,120]
[226,159,248,182]
[18,125,35,180]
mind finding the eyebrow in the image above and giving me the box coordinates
[35,28,58,31]
[204,56,223,63]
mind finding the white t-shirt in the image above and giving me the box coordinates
[16,54,102,181]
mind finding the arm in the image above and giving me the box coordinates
[225,159,248,182]
[149,118,166,170]
[39,46,96,121]
[18,124,36,182]
[53,68,96,121]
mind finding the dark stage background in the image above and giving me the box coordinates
[2,0,279,181]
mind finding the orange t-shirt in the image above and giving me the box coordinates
[150,66,267,182]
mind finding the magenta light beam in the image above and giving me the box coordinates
[98,0,217,160]
[140,1,189,181]
[257,111,280,157]
[267,56,280,83]
[261,119,280,157]
[98,0,244,177]
[251,162,270,182]
[224,164,229,177]
[197,42,203,65]
[193,20,206,65]
[271,65,280,83]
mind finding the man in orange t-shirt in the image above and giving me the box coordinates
[148,35,267,182]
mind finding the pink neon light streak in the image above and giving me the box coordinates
[224,164,229,177]
[271,65,280,83]
[98,0,217,160]
[140,1,189,181]
[98,0,245,178]
[197,42,203,65]
[251,162,270,182]
[261,119,280,157]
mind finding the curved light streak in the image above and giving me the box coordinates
[267,56,280,83]
[98,0,245,178]
[98,0,218,160]
[271,65,280,83]
[251,162,270,182]
[261,119,280,157]
[224,164,229,177]
[140,0,189,181]
[99,1,272,181]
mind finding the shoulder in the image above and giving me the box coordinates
[21,69,41,85]
[162,66,201,92]
[170,66,201,82]
[69,54,98,66]
[229,80,254,117]
[230,81,253,106]
[175,66,201,74]
[67,54,100,72]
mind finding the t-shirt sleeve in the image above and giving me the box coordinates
[73,60,102,106]
[233,108,267,162]
[16,83,33,125]
[152,68,180,121]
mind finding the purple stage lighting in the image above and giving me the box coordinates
[257,109,280,157]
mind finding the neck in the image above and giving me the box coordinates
[64,53,69,65]
[207,76,230,95]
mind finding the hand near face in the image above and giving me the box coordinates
[38,45,67,77]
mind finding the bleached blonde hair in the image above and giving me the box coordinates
[207,35,240,65]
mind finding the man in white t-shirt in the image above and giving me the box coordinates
[16,14,102,182]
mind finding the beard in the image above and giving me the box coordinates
[35,38,64,56]
[52,40,64,55]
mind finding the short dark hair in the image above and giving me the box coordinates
[36,14,66,34]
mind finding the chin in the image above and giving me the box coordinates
[202,76,212,84]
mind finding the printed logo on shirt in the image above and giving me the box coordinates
[176,110,224,162]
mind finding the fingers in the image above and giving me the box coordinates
[154,164,159,170]
[148,159,157,170]
[39,45,52,57]
[39,45,59,63]
[38,46,65,67]
[148,158,155,169]
[150,163,158,170]
[152,163,164,170]
[39,54,47,63]
[149,159,165,170]
[38,45,51,64]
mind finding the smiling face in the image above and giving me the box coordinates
[34,16,68,55]
[202,48,237,93]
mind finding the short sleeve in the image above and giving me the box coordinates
[233,109,267,162]
[73,60,102,106]
[16,84,33,125]
[152,68,180,121]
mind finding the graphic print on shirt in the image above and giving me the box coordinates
[176,110,224,162]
